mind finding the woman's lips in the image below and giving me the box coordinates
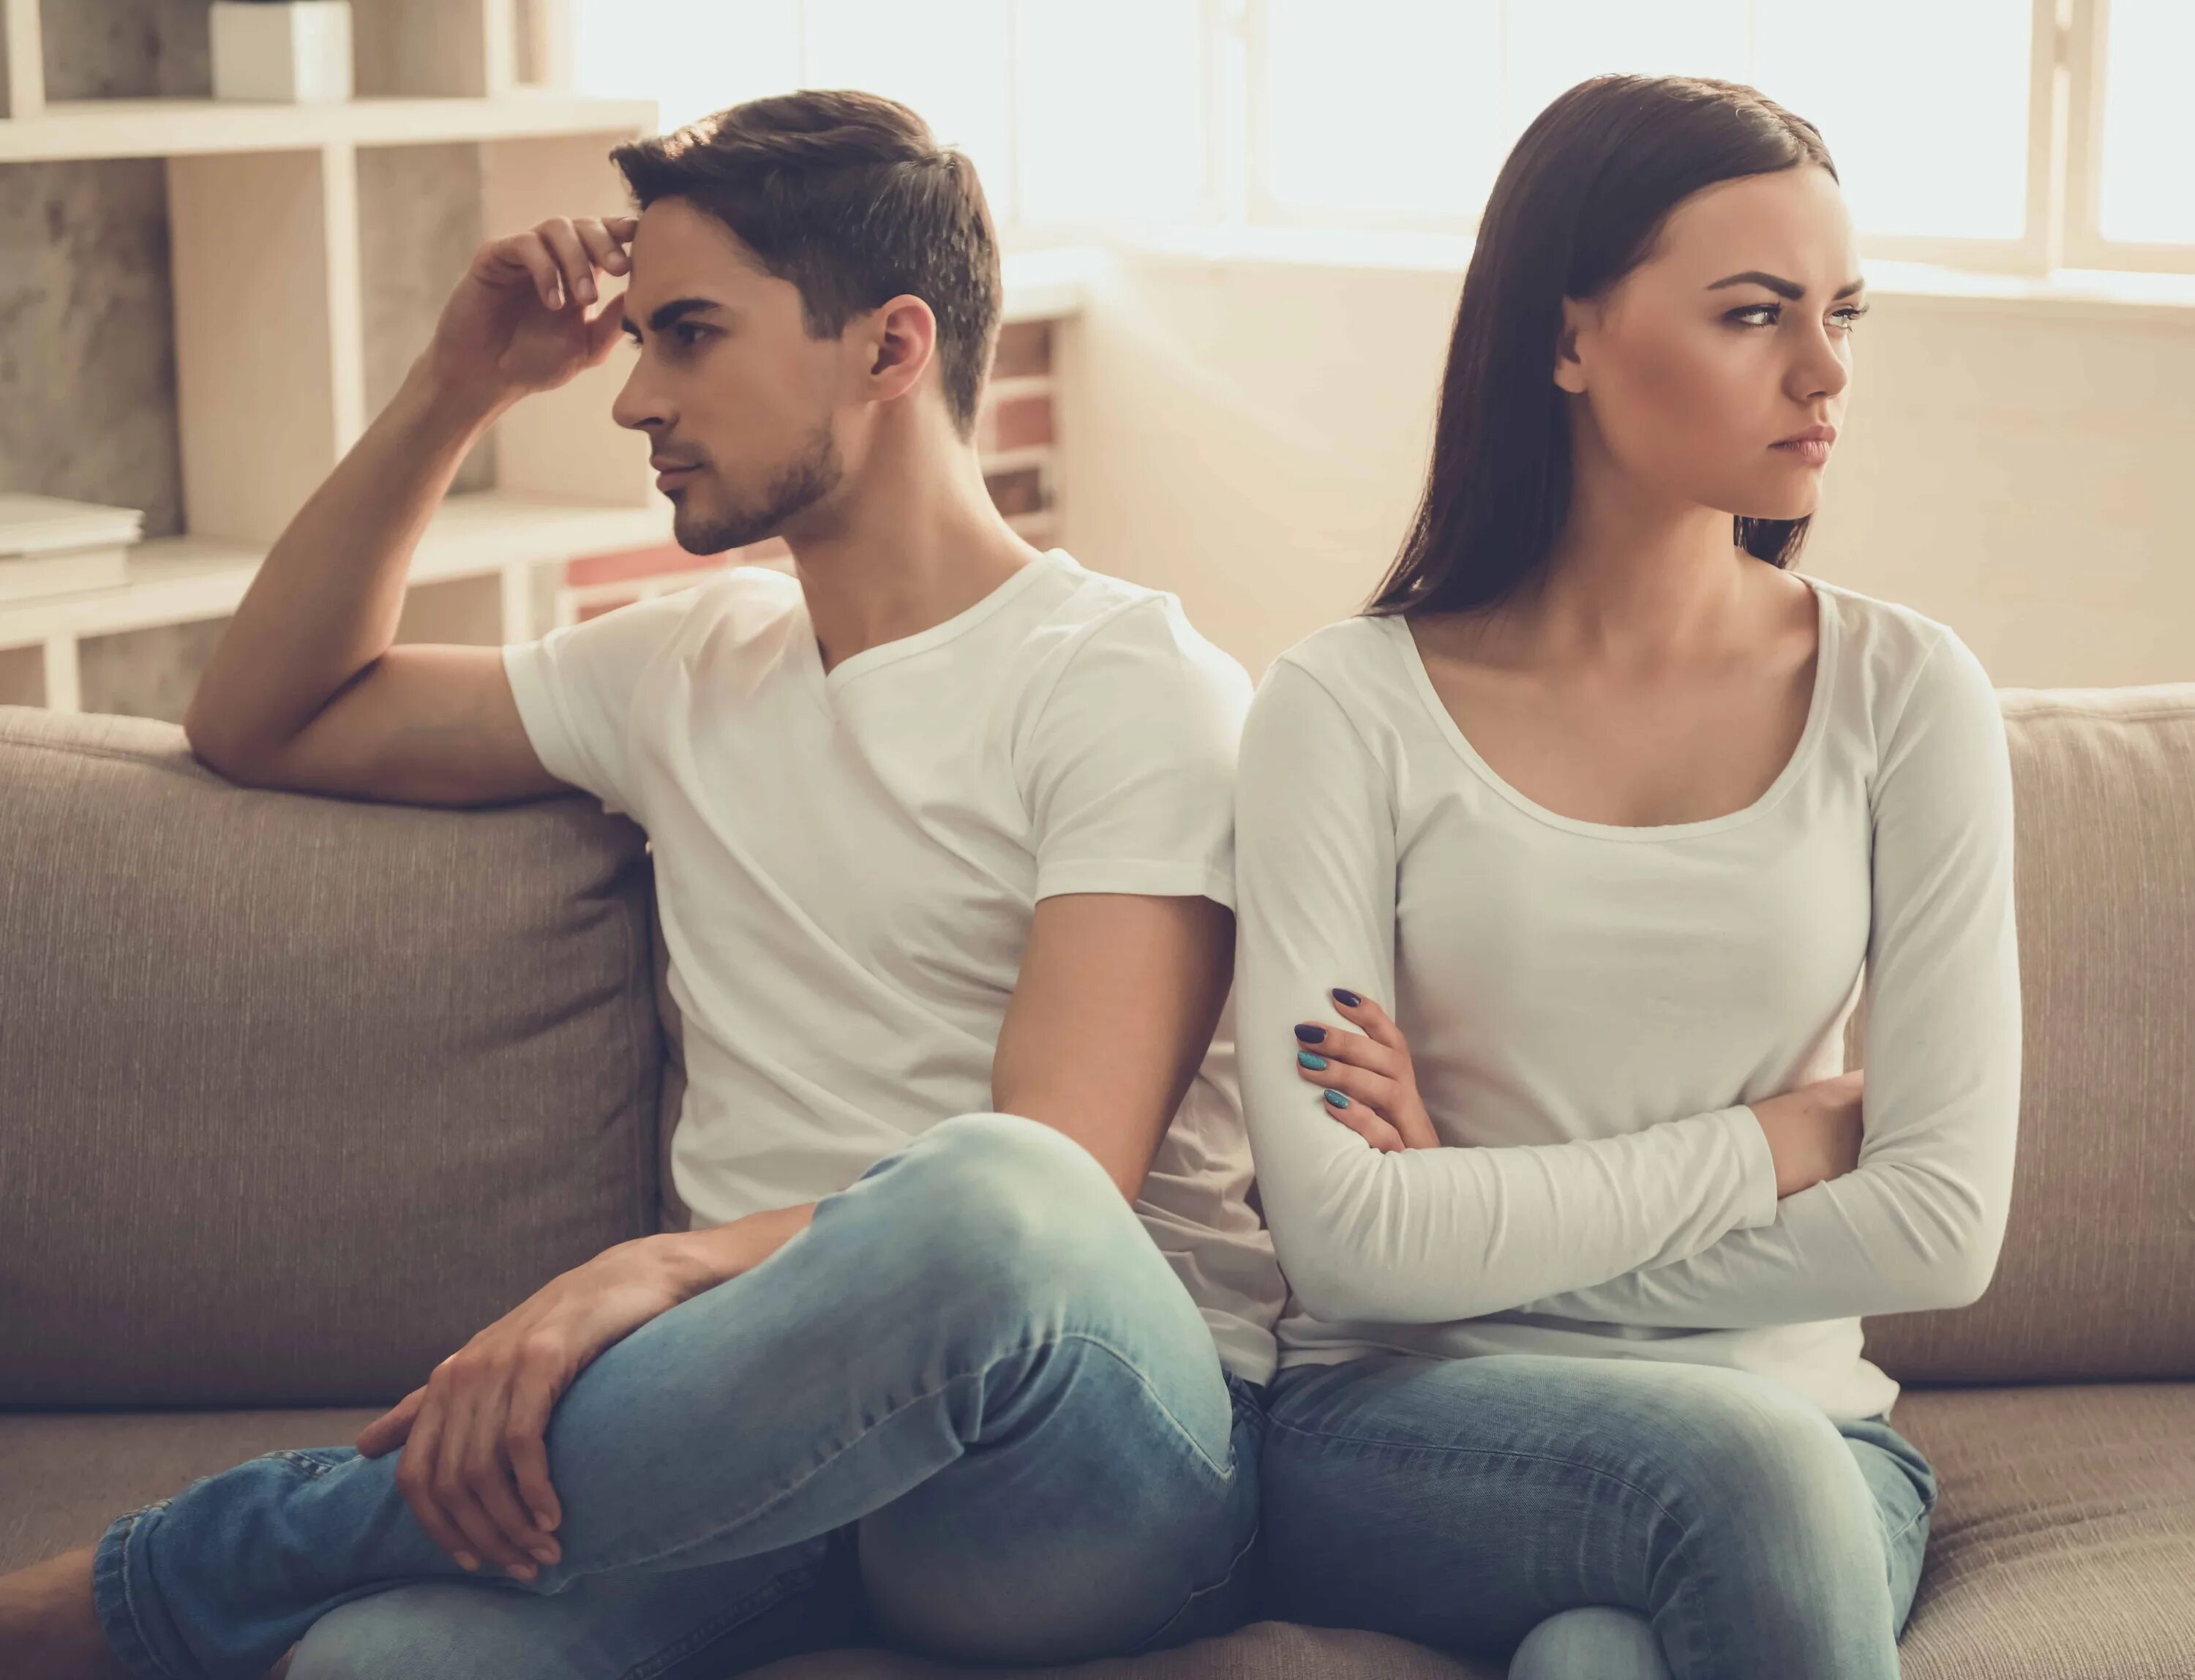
[1771,438,1832,465]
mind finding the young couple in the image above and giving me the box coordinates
[0,72,2020,1680]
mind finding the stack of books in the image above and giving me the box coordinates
[0,495,143,607]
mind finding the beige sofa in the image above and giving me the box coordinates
[3,684,2192,1680]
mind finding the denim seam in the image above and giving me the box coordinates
[1264,1414,1686,1531]
[620,1557,825,1680]
[578,1329,1237,1578]
[107,1509,181,1680]
[1125,1519,1263,1657]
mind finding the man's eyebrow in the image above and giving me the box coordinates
[620,296,727,338]
[1705,270,1866,301]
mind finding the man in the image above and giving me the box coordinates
[0,91,1283,1680]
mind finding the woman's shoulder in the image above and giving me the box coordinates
[1806,574,2000,739]
[1261,612,1412,701]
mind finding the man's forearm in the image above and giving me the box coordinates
[183,358,512,769]
[656,1202,819,1300]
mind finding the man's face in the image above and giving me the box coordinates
[610,197,847,554]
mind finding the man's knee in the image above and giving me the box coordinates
[866,1111,1134,1286]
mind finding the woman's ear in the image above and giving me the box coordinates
[1552,294,1591,394]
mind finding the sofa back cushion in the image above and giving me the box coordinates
[1860,683,2195,1384]
[0,708,666,1407]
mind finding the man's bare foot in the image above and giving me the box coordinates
[0,1547,131,1679]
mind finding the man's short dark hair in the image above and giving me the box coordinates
[611,89,1003,438]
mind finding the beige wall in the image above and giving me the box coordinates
[1054,246,2195,689]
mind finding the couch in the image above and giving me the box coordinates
[3,681,2192,1680]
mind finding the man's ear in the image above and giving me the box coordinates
[858,293,938,408]
[1552,293,1592,395]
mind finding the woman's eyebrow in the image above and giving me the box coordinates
[1705,270,1866,301]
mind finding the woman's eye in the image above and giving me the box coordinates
[1830,303,1872,331]
[1730,303,1779,327]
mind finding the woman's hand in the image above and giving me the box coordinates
[1294,988,1442,1152]
[1747,1069,1866,1197]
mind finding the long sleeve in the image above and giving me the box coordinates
[1514,629,2022,1328]
[1234,654,1782,1327]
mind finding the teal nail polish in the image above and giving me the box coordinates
[1324,1089,1350,1109]
[1298,1050,1328,1070]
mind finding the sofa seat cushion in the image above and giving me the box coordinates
[747,1624,1500,1679]
[1892,1382,2195,1679]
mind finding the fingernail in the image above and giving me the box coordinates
[1294,1024,1325,1044]
[531,1544,558,1564]
[1297,1050,1328,1070]
[506,1561,537,1582]
[531,1510,557,1532]
[454,1551,480,1572]
[1332,989,1361,1007]
[1324,1090,1350,1109]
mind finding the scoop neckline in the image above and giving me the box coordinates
[1384,571,1837,843]
[800,547,1077,691]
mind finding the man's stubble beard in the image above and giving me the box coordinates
[672,418,844,555]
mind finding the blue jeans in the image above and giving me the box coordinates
[1260,1351,1935,1680]
[90,1113,1267,1680]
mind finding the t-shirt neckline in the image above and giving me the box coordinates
[799,547,1077,693]
[1384,570,1838,844]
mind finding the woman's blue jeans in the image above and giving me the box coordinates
[89,1113,1266,1680]
[1259,1351,1935,1680]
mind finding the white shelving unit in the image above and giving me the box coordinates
[0,0,662,710]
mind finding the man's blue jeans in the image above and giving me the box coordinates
[1260,1351,1935,1680]
[89,1113,1266,1680]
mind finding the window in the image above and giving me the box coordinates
[569,0,2194,275]
[2095,0,2195,247]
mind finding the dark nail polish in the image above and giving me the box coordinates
[1294,1024,1326,1044]
[1332,988,1361,1007]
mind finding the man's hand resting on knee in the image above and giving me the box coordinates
[356,1205,814,1581]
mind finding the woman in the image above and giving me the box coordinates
[1232,75,2020,1680]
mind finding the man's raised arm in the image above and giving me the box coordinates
[182,214,635,808]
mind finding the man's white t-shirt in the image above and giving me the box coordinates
[502,548,1286,1384]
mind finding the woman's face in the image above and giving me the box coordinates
[1553,164,1865,522]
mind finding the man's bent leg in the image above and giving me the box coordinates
[96,1114,1245,1679]
[858,1367,1264,1666]
[287,1533,864,1680]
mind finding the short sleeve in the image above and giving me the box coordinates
[501,585,707,821]
[1018,596,1252,908]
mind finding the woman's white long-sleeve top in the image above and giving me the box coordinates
[1231,574,2022,1421]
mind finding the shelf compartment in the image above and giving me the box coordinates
[0,93,656,164]
[0,490,673,649]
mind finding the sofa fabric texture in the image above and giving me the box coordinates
[0,708,666,1407]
